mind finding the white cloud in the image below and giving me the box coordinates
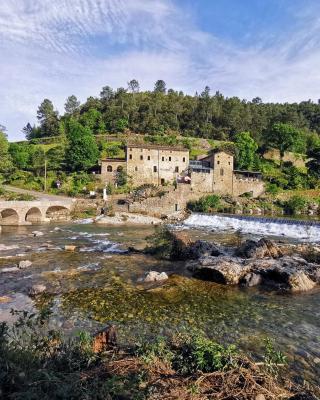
[1,0,320,140]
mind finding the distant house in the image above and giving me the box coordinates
[100,145,264,197]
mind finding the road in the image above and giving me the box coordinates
[2,185,74,201]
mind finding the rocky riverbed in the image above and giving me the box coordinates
[0,221,320,387]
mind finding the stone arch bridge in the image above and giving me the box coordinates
[0,199,75,226]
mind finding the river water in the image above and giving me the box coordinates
[0,217,319,386]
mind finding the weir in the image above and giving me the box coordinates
[184,212,320,242]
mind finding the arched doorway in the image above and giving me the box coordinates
[0,209,19,225]
[46,206,70,221]
[25,207,42,224]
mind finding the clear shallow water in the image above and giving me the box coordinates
[0,221,319,385]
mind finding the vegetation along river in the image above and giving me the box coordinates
[0,219,319,386]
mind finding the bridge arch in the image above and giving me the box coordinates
[0,208,19,225]
[25,207,43,224]
[46,205,70,221]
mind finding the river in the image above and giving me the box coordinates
[0,216,319,386]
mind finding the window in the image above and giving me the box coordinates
[183,157,186,162]
[162,156,164,161]
[153,166,157,172]
[175,166,179,173]
[135,166,138,171]
[220,168,224,176]
[169,156,171,161]
[107,165,113,172]
[217,161,220,165]
[148,156,150,160]
[228,162,231,165]
[129,154,132,160]
[117,166,123,172]
[140,155,143,160]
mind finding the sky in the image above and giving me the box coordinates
[1,0,320,141]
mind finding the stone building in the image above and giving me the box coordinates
[101,144,189,187]
[100,145,264,197]
[186,149,264,197]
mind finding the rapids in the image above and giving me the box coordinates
[183,213,320,242]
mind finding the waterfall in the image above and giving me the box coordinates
[183,213,320,242]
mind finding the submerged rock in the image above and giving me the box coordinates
[241,272,262,287]
[32,231,44,237]
[144,271,169,282]
[18,260,32,269]
[236,238,283,259]
[64,245,77,251]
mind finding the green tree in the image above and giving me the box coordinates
[234,131,258,170]
[100,85,114,101]
[0,128,12,174]
[65,95,80,115]
[154,80,166,93]
[128,79,140,94]
[22,122,41,140]
[9,143,30,169]
[265,123,306,166]
[37,99,59,137]
[307,146,320,179]
[65,119,99,172]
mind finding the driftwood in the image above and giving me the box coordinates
[92,325,117,353]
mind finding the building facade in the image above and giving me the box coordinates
[100,145,264,197]
[101,144,189,187]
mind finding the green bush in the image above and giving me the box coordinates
[187,194,220,213]
[284,195,308,215]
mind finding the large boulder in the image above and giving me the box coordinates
[188,256,249,285]
[170,231,223,260]
[236,238,283,259]
[248,256,319,292]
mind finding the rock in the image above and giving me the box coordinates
[32,231,44,237]
[92,325,117,353]
[170,231,223,260]
[18,260,32,269]
[1,267,20,273]
[144,271,169,282]
[286,271,316,292]
[255,395,266,400]
[236,238,283,259]
[188,256,249,285]
[241,272,262,287]
[64,245,77,251]
[289,394,318,400]
[29,284,46,296]
[188,240,223,259]
[54,227,62,231]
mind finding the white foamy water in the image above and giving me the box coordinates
[183,214,320,242]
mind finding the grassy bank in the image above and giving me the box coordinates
[0,310,318,399]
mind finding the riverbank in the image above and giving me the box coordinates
[1,312,318,400]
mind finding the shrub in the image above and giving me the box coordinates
[266,183,281,196]
[284,195,308,215]
[187,195,220,213]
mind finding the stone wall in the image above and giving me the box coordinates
[128,185,202,217]
[190,171,214,193]
[101,159,126,184]
[232,176,265,197]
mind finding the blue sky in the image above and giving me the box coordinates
[1,0,320,141]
